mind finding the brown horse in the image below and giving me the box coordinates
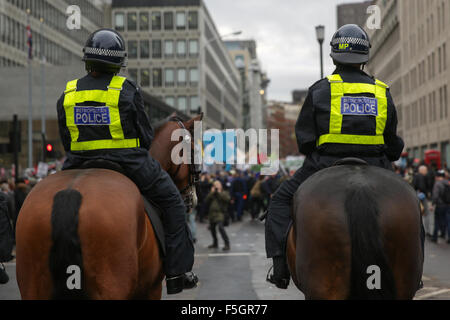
[286,163,424,300]
[15,114,202,300]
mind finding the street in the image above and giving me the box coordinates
[1,214,449,300]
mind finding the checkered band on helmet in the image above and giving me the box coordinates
[331,37,370,48]
[84,47,127,58]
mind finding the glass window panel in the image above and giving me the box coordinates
[165,96,175,107]
[152,12,161,30]
[189,39,198,56]
[177,68,186,86]
[140,40,149,59]
[128,68,138,82]
[190,96,199,112]
[128,40,138,59]
[165,68,174,87]
[139,12,149,31]
[152,40,162,58]
[164,40,174,57]
[115,12,124,31]
[177,96,187,113]
[189,68,199,84]
[127,12,137,31]
[164,12,173,30]
[176,12,186,30]
[188,11,198,30]
[152,68,162,87]
[140,69,150,87]
[177,40,186,57]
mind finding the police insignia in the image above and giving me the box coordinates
[74,106,111,125]
[340,97,378,116]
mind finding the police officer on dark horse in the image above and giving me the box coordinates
[55,28,197,295]
[265,24,425,294]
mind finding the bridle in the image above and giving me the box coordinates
[169,117,201,212]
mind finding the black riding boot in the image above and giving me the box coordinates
[267,256,290,289]
[0,263,9,285]
[166,272,199,295]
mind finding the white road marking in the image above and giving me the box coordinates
[415,289,450,300]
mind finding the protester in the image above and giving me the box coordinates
[413,165,433,236]
[0,190,14,284]
[431,170,450,243]
[250,175,264,220]
[231,171,247,221]
[205,180,230,251]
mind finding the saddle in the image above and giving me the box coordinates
[80,159,166,256]
[333,157,368,167]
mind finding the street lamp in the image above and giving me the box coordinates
[315,25,325,79]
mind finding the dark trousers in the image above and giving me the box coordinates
[265,151,395,258]
[432,205,449,241]
[210,221,229,246]
[250,196,263,219]
[234,193,245,220]
[63,148,194,276]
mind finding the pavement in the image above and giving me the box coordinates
[1,214,449,300]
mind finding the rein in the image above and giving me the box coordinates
[169,117,201,212]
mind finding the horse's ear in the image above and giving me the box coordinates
[185,113,203,130]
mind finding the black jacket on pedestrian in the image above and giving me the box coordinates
[295,65,404,160]
[0,192,13,262]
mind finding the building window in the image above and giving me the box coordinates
[128,40,138,59]
[164,12,174,30]
[115,12,124,31]
[140,12,149,31]
[190,96,200,113]
[129,68,138,83]
[164,40,174,58]
[177,96,187,113]
[152,12,161,30]
[140,69,150,87]
[165,68,174,87]
[127,12,137,31]
[177,68,186,87]
[165,96,175,107]
[152,68,162,87]
[176,12,186,30]
[152,40,162,58]
[189,39,198,57]
[177,40,186,58]
[188,11,198,30]
[140,40,149,59]
[189,68,198,86]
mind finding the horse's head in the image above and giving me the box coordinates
[150,112,203,211]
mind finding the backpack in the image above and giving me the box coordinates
[442,182,450,204]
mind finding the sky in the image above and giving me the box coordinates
[204,0,366,102]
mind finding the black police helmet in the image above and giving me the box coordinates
[82,28,127,73]
[330,24,371,65]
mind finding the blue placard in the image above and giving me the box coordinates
[74,106,111,125]
[341,97,378,116]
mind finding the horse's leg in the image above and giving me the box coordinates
[286,226,301,290]
[379,200,423,299]
[135,214,164,300]
[296,199,351,300]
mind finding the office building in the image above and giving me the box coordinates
[337,0,373,29]
[111,0,242,129]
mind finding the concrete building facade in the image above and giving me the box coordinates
[365,0,450,164]
[224,40,269,130]
[111,0,242,130]
[336,0,373,29]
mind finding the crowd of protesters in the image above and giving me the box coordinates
[394,160,450,245]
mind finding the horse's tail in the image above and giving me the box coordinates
[345,185,397,299]
[49,189,89,300]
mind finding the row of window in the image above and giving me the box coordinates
[401,85,448,130]
[163,96,200,114]
[128,68,199,88]
[6,0,92,47]
[404,43,447,93]
[114,10,198,32]
[127,39,199,59]
[0,56,22,67]
[0,13,78,65]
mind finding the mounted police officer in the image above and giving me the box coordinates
[265,24,406,289]
[56,28,198,294]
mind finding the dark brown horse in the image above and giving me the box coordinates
[286,163,424,299]
[16,114,202,299]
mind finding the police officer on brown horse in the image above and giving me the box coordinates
[56,28,197,294]
[265,24,412,289]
